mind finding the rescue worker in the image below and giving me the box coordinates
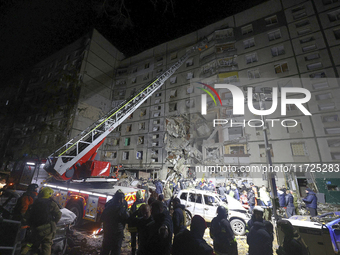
[128,190,145,255]
[22,186,62,255]
[246,206,273,255]
[276,220,309,255]
[285,190,295,218]
[172,197,186,236]
[100,190,129,255]
[210,206,238,255]
[12,183,39,220]
[172,215,214,255]
[302,188,318,217]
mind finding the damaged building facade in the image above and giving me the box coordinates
[2,0,340,202]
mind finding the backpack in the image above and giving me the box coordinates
[28,199,53,227]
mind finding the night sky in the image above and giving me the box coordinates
[1,0,267,84]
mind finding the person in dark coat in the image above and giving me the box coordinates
[302,188,318,216]
[210,206,238,255]
[155,180,163,196]
[145,200,173,255]
[276,220,309,255]
[278,186,286,208]
[172,215,214,255]
[131,204,154,255]
[285,190,295,218]
[247,188,255,213]
[100,190,129,255]
[172,197,186,236]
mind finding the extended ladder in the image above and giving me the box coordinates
[45,40,207,180]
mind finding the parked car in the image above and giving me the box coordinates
[176,189,251,235]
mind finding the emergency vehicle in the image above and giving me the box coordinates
[3,39,208,224]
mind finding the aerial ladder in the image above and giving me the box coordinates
[44,40,208,181]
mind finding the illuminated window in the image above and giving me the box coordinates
[274,63,289,74]
[291,143,308,156]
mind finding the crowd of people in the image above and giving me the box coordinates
[9,178,318,255]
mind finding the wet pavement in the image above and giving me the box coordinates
[66,222,279,255]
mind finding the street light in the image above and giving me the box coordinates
[252,88,278,221]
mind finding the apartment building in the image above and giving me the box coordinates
[2,0,340,202]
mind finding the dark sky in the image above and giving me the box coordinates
[1,0,267,83]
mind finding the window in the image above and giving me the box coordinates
[153,120,160,125]
[248,69,260,79]
[138,122,145,130]
[322,114,339,122]
[154,106,161,110]
[218,57,235,66]
[169,89,177,98]
[170,52,177,60]
[334,28,340,39]
[323,0,339,5]
[297,28,312,35]
[331,153,340,160]
[223,75,238,84]
[319,103,335,111]
[153,112,160,117]
[215,28,234,39]
[140,109,147,117]
[131,77,137,84]
[296,20,310,28]
[169,103,177,112]
[259,144,274,157]
[274,63,289,74]
[310,72,326,79]
[300,36,315,44]
[291,143,308,156]
[136,151,143,160]
[170,76,177,84]
[145,63,150,69]
[186,99,195,108]
[292,6,305,13]
[286,104,298,111]
[246,53,258,64]
[307,62,322,70]
[186,72,194,79]
[216,43,235,53]
[153,126,159,131]
[265,15,278,26]
[305,53,320,61]
[327,139,340,147]
[126,125,132,132]
[328,9,340,22]
[277,79,293,91]
[186,59,194,67]
[186,86,194,94]
[293,12,307,20]
[152,142,159,146]
[155,99,161,104]
[325,127,340,134]
[286,119,303,133]
[138,136,144,145]
[155,92,162,97]
[229,145,245,154]
[105,151,117,158]
[143,73,149,80]
[302,44,317,52]
[313,82,329,90]
[243,38,255,49]
[316,93,332,100]
[128,114,133,120]
[153,134,159,139]
[125,138,130,146]
[122,151,129,160]
[242,24,253,35]
[268,30,281,41]
[180,192,188,201]
[271,45,285,56]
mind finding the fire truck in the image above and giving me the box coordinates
[3,39,208,225]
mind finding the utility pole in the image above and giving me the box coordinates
[254,92,278,221]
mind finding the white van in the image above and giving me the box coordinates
[176,189,251,235]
